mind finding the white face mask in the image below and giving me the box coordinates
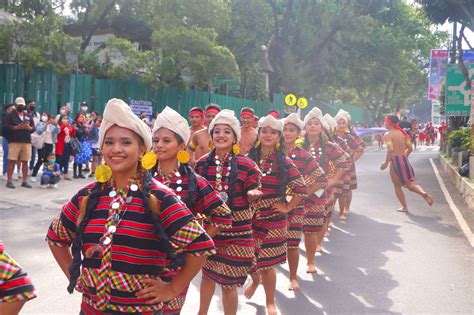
[41,115,48,122]
[60,110,66,115]
[81,106,88,112]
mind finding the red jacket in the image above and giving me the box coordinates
[56,124,76,155]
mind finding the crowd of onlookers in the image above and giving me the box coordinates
[1,97,102,189]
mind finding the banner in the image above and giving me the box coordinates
[128,99,153,118]
[445,64,474,116]
[428,49,449,101]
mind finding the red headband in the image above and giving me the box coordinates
[240,111,254,118]
[268,111,280,119]
[385,116,409,138]
[205,108,220,115]
[190,109,204,117]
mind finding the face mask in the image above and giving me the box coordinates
[28,105,36,112]
[81,106,88,112]
[60,110,66,115]
[48,159,55,164]
[41,115,48,122]
[16,105,25,112]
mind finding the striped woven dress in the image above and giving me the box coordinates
[251,152,308,271]
[154,169,232,314]
[195,152,261,288]
[47,179,215,314]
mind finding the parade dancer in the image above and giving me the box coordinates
[239,107,258,155]
[47,99,215,314]
[283,113,328,289]
[195,110,262,315]
[333,110,364,219]
[189,104,221,161]
[188,107,205,145]
[0,241,37,315]
[380,115,433,212]
[245,115,308,315]
[303,108,349,257]
[152,106,232,314]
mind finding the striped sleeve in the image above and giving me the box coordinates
[242,157,261,192]
[157,190,215,256]
[195,175,232,229]
[329,143,350,170]
[304,158,328,187]
[46,186,91,247]
[285,157,308,197]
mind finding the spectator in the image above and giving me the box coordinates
[73,113,92,179]
[88,115,102,177]
[55,114,75,180]
[40,152,61,189]
[26,100,40,172]
[2,103,15,179]
[4,97,35,189]
[31,113,58,181]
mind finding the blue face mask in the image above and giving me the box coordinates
[48,159,55,164]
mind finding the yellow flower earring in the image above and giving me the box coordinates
[141,151,158,170]
[95,164,112,183]
[177,150,191,164]
[295,137,304,148]
[232,143,240,155]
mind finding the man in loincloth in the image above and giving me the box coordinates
[239,107,258,155]
[380,115,433,212]
[188,106,205,143]
[189,103,221,161]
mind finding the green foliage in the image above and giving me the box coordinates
[448,128,471,150]
[416,0,473,31]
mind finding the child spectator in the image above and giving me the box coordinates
[40,152,61,189]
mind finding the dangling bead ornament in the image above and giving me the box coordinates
[214,153,231,203]
[156,164,184,200]
[141,151,157,170]
[95,164,112,183]
[309,143,322,159]
[259,151,274,176]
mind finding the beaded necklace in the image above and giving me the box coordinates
[155,163,184,199]
[309,141,323,159]
[259,150,274,176]
[214,153,232,203]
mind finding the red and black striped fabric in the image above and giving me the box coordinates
[0,242,37,303]
[47,180,214,313]
[391,155,415,186]
[195,154,261,287]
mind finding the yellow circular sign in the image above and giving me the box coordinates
[297,97,308,109]
[285,94,297,106]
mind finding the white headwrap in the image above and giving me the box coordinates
[208,109,241,142]
[283,113,304,131]
[258,114,284,132]
[335,109,351,123]
[99,98,152,150]
[152,106,190,144]
[303,107,329,131]
[323,113,337,132]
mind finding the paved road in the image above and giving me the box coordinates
[0,146,472,314]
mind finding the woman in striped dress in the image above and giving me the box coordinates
[47,99,215,314]
[283,114,328,285]
[245,115,308,315]
[334,110,365,217]
[151,107,232,314]
[303,108,349,260]
[195,110,262,315]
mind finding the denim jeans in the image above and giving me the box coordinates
[2,137,8,175]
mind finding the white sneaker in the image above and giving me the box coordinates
[52,184,58,189]
[30,177,37,182]
[40,184,48,189]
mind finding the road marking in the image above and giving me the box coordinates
[430,158,474,247]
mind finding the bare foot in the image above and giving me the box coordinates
[244,281,259,299]
[316,245,323,252]
[339,214,347,220]
[266,302,278,315]
[423,193,433,206]
[306,264,317,273]
[397,207,409,213]
[324,231,330,237]
[288,279,299,291]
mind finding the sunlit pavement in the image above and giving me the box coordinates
[1,145,473,314]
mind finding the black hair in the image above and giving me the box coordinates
[190,106,203,113]
[240,107,255,115]
[26,100,35,105]
[67,171,183,294]
[205,103,221,112]
[386,114,400,124]
[248,130,288,197]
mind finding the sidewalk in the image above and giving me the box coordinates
[0,138,93,211]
